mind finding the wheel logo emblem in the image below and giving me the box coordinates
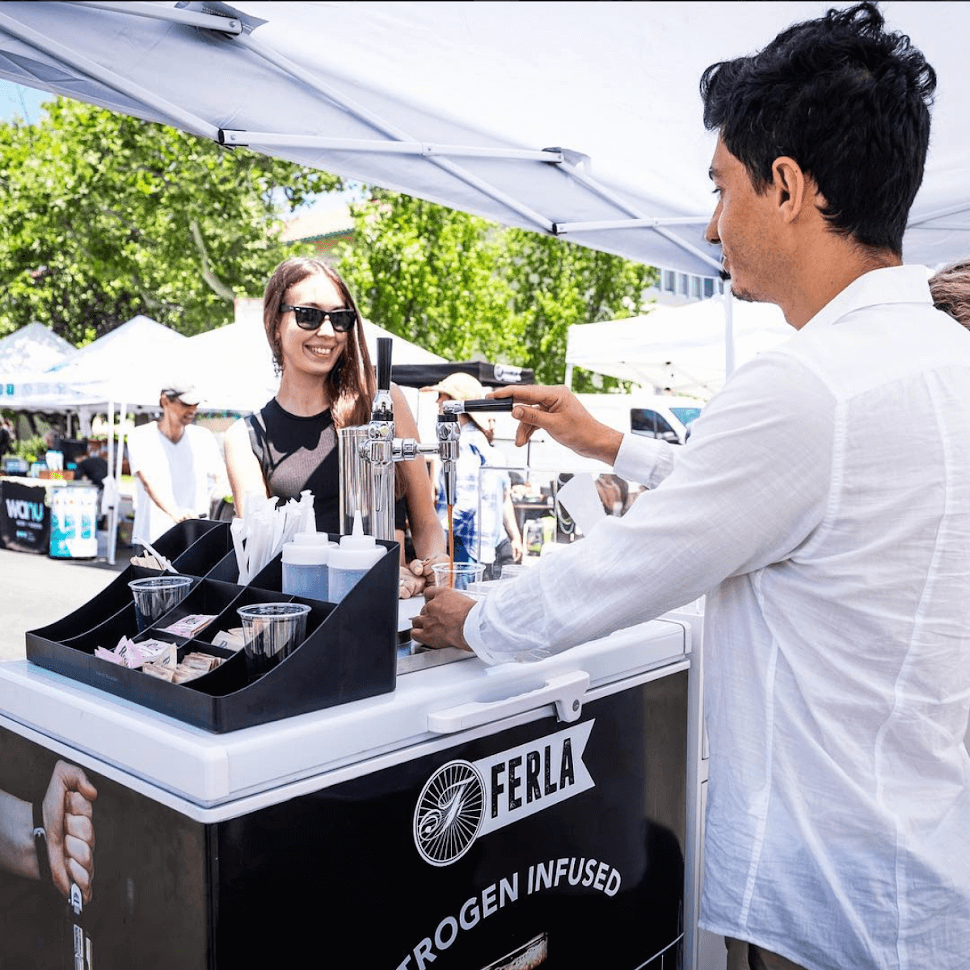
[414,760,485,866]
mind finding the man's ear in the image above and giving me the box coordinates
[771,156,812,223]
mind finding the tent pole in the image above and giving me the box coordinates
[724,286,736,378]
[564,363,574,391]
[106,401,125,566]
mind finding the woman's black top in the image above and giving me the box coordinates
[246,399,340,534]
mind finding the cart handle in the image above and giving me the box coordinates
[427,670,589,733]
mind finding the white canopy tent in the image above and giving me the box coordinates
[0,321,76,374]
[0,1,966,279]
[565,294,796,400]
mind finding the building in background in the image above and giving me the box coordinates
[280,204,354,260]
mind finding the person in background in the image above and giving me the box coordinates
[76,439,108,490]
[929,258,970,328]
[594,473,630,516]
[126,379,228,550]
[414,6,970,969]
[223,257,447,598]
[422,372,510,574]
[0,416,13,463]
[480,414,524,576]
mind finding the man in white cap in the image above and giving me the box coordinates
[126,379,228,549]
[423,371,520,574]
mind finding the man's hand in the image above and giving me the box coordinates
[43,761,97,905]
[489,385,623,464]
[411,585,476,651]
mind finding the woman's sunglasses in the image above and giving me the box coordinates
[281,303,357,333]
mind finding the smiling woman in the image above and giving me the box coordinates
[223,257,447,598]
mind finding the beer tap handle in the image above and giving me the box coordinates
[458,398,516,413]
[372,337,394,421]
[376,337,392,393]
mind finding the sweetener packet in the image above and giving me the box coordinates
[142,661,176,682]
[161,614,217,638]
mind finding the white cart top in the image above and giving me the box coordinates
[0,613,688,819]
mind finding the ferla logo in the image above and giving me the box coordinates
[413,721,595,866]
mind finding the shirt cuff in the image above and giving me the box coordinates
[614,433,676,489]
[463,598,522,665]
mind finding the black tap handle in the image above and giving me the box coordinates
[376,337,393,391]
[461,398,515,412]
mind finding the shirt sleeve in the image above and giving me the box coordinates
[465,351,836,664]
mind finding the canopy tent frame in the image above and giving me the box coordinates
[0,1,725,276]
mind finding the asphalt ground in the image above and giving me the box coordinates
[0,534,127,662]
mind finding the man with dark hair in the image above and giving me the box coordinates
[414,5,970,968]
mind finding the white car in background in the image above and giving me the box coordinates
[577,393,704,446]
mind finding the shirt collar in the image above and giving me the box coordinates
[802,264,934,333]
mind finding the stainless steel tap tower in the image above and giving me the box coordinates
[339,338,514,541]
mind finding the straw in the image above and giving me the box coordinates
[233,491,317,584]
[139,540,178,574]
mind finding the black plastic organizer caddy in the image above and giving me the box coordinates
[25,520,399,733]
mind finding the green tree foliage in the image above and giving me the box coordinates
[0,98,340,344]
[335,189,658,387]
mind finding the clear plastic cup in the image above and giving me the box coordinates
[431,562,486,592]
[237,602,311,681]
[128,576,193,632]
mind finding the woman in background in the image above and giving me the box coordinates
[224,257,446,598]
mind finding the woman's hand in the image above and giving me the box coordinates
[399,564,426,599]
[399,554,451,598]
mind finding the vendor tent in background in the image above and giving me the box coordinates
[565,295,794,400]
[0,322,76,374]
[5,314,190,413]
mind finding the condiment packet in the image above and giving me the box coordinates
[95,635,175,669]
[171,652,223,684]
[212,628,246,652]
[142,661,176,681]
[160,614,217,637]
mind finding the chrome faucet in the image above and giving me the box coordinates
[344,339,514,540]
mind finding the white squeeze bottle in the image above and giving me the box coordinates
[281,532,334,601]
[327,510,384,604]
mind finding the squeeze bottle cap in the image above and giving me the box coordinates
[340,510,378,551]
[282,539,331,566]
[331,510,383,570]
[292,531,336,547]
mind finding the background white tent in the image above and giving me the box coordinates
[0,321,75,373]
[0,315,189,415]
[0,2,966,277]
[566,295,795,400]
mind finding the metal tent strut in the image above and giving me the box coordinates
[0,3,231,139]
[6,0,719,273]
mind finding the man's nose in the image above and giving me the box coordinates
[704,204,721,245]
